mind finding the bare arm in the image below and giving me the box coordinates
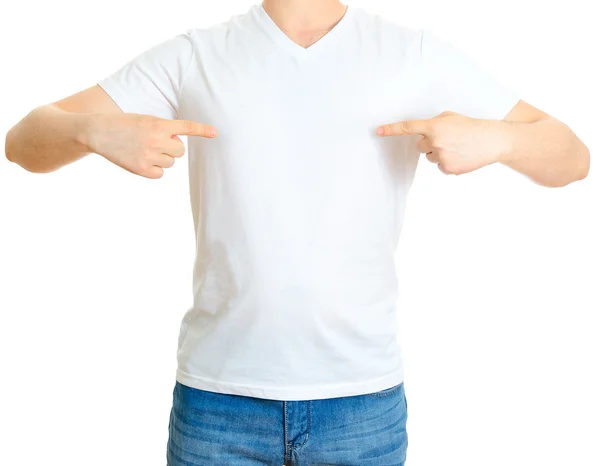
[5,84,218,178]
[377,100,589,188]
[498,100,590,187]
[5,85,123,173]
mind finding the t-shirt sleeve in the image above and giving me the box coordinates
[97,28,195,120]
[417,28,520,120]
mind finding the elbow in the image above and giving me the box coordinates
[4,136,30,171]
[540,145,590,188]
[4,128,16,163]
[4,127,27,168]
[576,143,590,181]
[4,126,44,173]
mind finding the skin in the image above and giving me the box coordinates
[262,0,349,48]
[4,95,218,178]
[5,0,590,188]
[376,107,590,188]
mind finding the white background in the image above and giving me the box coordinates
[1,0,598,465]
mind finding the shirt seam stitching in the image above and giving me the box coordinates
[176,28,196,120]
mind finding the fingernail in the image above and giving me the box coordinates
[211,129,217,136]
[376,127,384,135]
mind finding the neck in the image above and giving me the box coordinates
[261,0,347,39]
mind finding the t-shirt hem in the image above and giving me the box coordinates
[97,77,136,114]
[495,94,521,121]
[175,366,404,401]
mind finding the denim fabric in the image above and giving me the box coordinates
[167,380,408,465]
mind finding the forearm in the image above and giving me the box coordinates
[497,117,590,187]
[5,105,94,173]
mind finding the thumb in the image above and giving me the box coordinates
[376,119,432,137]
[169,119,218,137]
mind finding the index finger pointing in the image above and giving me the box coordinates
[376,119,431,137]
[169,119,218,137]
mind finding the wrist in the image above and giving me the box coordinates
[494,119,519,164]
[75,112,103,154]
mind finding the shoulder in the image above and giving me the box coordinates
[352,6,420,42]
[349,6,423,63]
[351,6,423,57]
[186,8,255,46]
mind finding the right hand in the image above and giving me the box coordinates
[86,113,218,178]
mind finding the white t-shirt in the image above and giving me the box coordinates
[97,3,519,401]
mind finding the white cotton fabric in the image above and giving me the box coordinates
[98,3,519,401]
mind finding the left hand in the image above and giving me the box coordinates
[376,111,512,175]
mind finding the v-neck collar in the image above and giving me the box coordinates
[252,2,354,62]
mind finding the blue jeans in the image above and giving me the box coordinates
[166,380,408,465]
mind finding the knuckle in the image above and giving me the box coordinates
[135,161,148,175]
[184,120,196,134]
[146,166,163,179]
[134,156,150,173]
[147,135,161,149]
[170,143,185,158]
[176,146,186,157]
[140,148,154,161]
[138,115,159,131]
[400,121,412,133]
[149,117,164,131]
